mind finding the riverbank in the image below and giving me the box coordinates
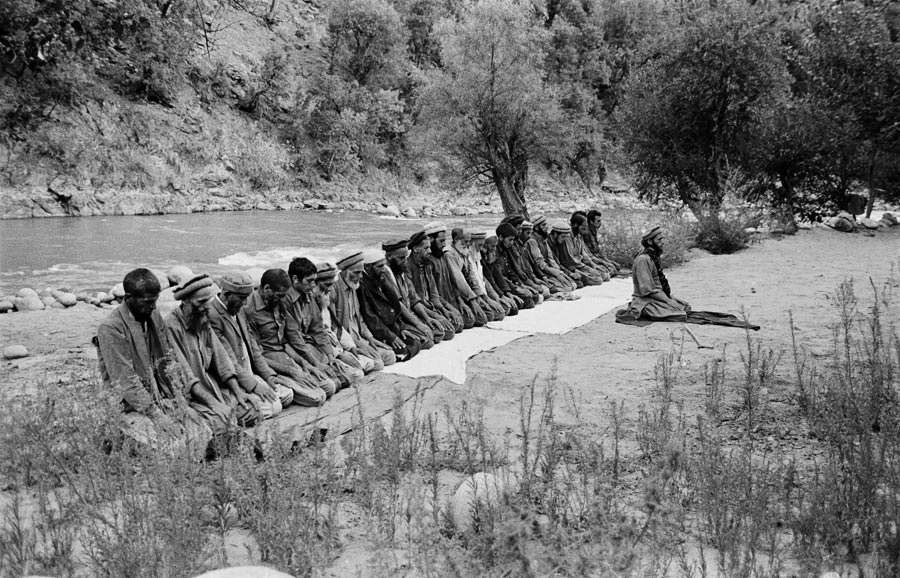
[0,171,637,220]
[1,227,898,575]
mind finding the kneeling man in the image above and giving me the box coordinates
[623,226,691,319]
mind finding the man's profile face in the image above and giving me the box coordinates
[500,235,514,248]
[294,273,317,296]
[126,289,159,321]
[262,284,288,309]
[591,216,602,230]
[344,266,364,289]
[317,278,336,298]
[519,229,532,242]
[371,261,389,277]
[411,239,428,257]
[432,231,448,250]
[223,292,248,315]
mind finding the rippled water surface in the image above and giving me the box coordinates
[0,210,510,293]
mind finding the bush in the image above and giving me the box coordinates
[598,211,695,268]
[694,216,751,255]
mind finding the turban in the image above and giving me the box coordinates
[337,251,364,271]
[551,222,571,234]
[520,220,533,230]
[532,215,547,229]
[382,238,408,253]
[362,248,386,265]
[423,221,447,235]
[496,222,517,239]
[642,225,664,242]
[316,262,337,281]
[407,230,429,249]
[218,270,254,296]
[174,274,216,302]
[470,231,487,241]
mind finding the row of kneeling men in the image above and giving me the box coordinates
[95,215,622,440]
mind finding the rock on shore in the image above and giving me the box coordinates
[3,345,29,359]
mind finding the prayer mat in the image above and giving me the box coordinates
[615,308,760,330]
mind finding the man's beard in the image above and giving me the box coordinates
[429,240,443,258]
[347,279,360,290]
[187,309,209,333]
[389,259,408,275]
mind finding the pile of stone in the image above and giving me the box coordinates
[824,211,897,232]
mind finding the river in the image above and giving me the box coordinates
[0,210,523,294]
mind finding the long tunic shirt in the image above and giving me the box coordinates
[208,297,276,382]
[97,304,187,412]
[284,286,334,361]
[166,308,237,406]
[331,274,376,345]
[627,252,687,318]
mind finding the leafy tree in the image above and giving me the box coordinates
[801,0,900,217]
[616,0,789,223]
[303,0,412,177]
[416,0,570,216]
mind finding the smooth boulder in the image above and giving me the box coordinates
[882,212,898,226]
[3,345,29,360]
[13,296,45,311]
[110,283,126,299]
[51,290,78,307]
[96,291,115,304]
[0,300,13,313]
[859,217,881,230]
[16,287,39,299]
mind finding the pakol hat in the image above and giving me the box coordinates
[496,222,517,239]
[218,270,254,296]
[520,220,533,230]
[174,274,216,302]
[532,215,547,229]
[642,225,664,242]
[362,248,386,266]
[551,222,571,234]
[423,221,447,235]
[470,231,487,240]
[382,238,408,253]
[407,230,429,249]
[499,214,525,227]
[337,251,364,271]
[316,262,338,281]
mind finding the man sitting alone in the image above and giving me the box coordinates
[622,226,691,320]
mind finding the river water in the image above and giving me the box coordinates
[0,210,516,294]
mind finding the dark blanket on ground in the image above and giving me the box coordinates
[615,309,760,330]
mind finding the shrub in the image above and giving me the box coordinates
[598,211,695,268]
[694,216,751,255]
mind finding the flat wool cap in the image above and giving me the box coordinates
[470,231,487,240]
[520,220,533,229]
[337,251,364,271]
[551,222,571,234]
[423,221,447,235]
[362,248,386,265]
[218,270,254,295]
[496,222,517,239]
[316,262,337,281]
[382,238,408,253]
[452,227,471,241]
[174,274,216,301]
[532,215,547,228]
[407,230,429,249]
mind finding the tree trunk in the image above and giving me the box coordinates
[865,149,878,219]
[494,174,529,218]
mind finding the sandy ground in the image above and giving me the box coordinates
[1,226,898,573]
[2,225,898,445]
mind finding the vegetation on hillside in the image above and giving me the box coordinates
[1,0,898,222]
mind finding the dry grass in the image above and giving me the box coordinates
[0,270,897,576]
